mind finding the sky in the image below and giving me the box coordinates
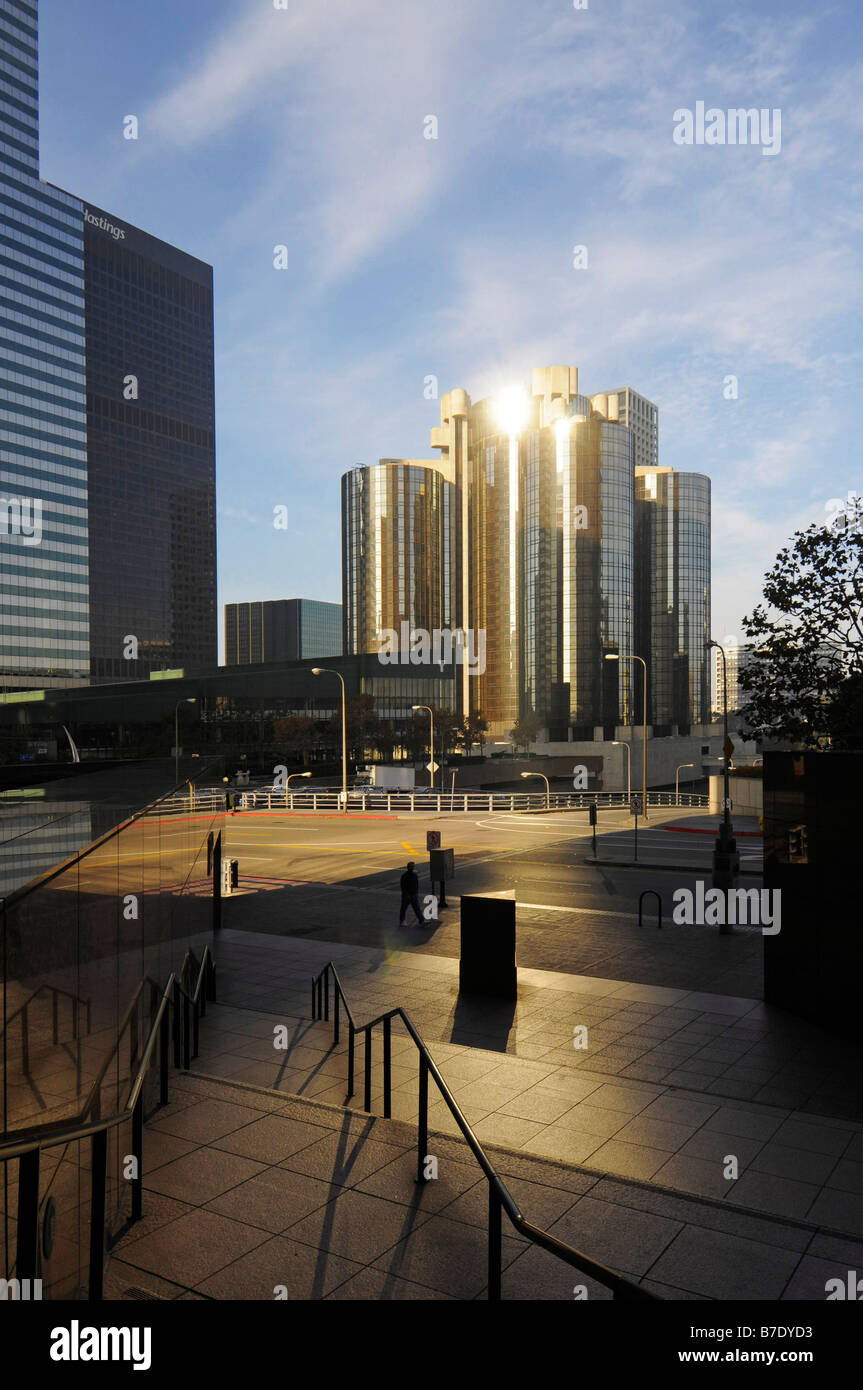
[38,0,863,657]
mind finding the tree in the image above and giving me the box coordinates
[273,715,317,765]
[509,710,541,753]
[739,496,863,747]
[460,710,489,755]
[433,707,462,761]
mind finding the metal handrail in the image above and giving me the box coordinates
[311,961,656,1302]
[158,787,711,816]
[0,945,216,1299]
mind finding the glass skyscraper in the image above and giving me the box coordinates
[76,202,216,681]
[341,460,456,659]
[0,0,89,688]
[0,0,216,690]
[225,598,342,664]
[634,466,711,732]
[342,365,712,740]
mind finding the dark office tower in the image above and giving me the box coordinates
[557,403,634,738]
[342,460,455,659]
[224,598,342,664]
[0,0,89,688]
[77,204,216,680]
[635,466,711,733]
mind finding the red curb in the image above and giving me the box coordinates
[661,824,762,838]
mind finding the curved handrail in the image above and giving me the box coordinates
[0,946,216,1299]
[312,961,656,1301]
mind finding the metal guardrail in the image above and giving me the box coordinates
[0,947,216,1300]
[156,788,710,815]
[311,961,656,1302]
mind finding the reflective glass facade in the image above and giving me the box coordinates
[342,461,455,656]
[0,0,89,686]
[225,598,342,664]
[635,468,711,732]
[80,203,216,681]
[343,367,710,740]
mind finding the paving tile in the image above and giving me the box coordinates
[372,1213,522,1299]
[206,1168,342,1233]
[727,1171,820,1221]
[354,1150,483,1214]
[781,1255,862,1301]
[652,1153,738,1200]
[519,1127,605,1166]
[280,1131,409,1188]
[148,1098,269,1144]
[547,1194,682,1277]
[553,1102,628,1141]
[679,1130,764,1167]
[584,1140,668,1182]
[640,1095,719,1126]
[580,1083,659,1114]
[806,1188,863,1237]
[143,1130,198,1173]
[195,1234,363,1300]
[207,1111,330,1161]
[499,1087,585,1125]
[498,1243,614,1301]
[284,1187,428,1264]
[441,1174,579,1234]
[770,1118,852,1157]
[472,1114,546,1148]
[612,1115,701,1153]
[145,1148,266,1205]
[649,1225,801,1300]
[750,1142,839,1186]
[704,1106,786,1141]
[827,1158,863,1196]
[120,1208,269,1287]
[324,1267,456,1300]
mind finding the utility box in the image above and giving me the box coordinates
[459,894,517,1000]
[429,847,454,880]
[222,859,239,896]
[589,802,598,827]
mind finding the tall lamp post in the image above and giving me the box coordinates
[174,698,196,787]
[611,740,632,801]
[312,668,348,812]
[706,639,738,910]
[675,763,694,805]
[520,770,550,809]
[412,705,435,789]
[605,654,648,819]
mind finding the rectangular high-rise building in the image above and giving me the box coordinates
[0,0,217,689]
[0,0,89,688]
[225,598,342,665]
[74,202,217,680]
[593,386,658,471]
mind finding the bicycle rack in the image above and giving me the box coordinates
[638,890,662,929]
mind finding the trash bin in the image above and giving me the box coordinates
[459,894,516,999]
[222,859,239,896]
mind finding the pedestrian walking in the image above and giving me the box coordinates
[398,861,424,927]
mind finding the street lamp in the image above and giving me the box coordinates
[412,705,435,790]
[611,740,632,801]
[286,771,312,788]
[604,654,648,819]
[312,668,348,812]
[675,763,694,805]
[174,698,196,786]
[520,770,549,809]
[706,638,738,907]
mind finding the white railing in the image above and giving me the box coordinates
[152,789,710,815]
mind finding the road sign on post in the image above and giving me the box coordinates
[426,830,441,851]
[630,794,643,817]
[426,762,439,775]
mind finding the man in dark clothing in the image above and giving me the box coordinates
[399,862,424,927]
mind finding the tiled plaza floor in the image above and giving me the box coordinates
[107,1070,863,1302]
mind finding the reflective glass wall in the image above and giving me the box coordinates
[0,0,89,686]
[0,790,223,1298]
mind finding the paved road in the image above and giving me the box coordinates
[222,808,764,998]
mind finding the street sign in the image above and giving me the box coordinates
[630,794,643,817]
[426,761,439,774]
[723,736,734,760]
[426,830,441,850]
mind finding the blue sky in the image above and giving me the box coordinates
[39,0,862,657]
